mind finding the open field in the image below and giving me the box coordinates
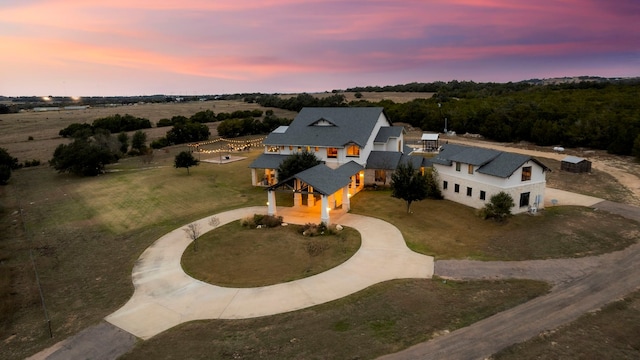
[0,100,297,161]
[1,97,639,359]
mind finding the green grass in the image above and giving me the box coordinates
[350,189,639,260]
[120,279,550,360]
[181,221,361,287]
[2,144,639,359]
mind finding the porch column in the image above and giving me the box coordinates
[251,168,258,186]
[307,186,315,207]
[267,190,277,216]
[293,179,302,207]
[350,176,357,196]
[321,195,330,225]
[342,186,350,211]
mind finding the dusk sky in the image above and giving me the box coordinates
[1,0,638,96]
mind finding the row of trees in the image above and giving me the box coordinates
[59,114,151,137]
[156,109,263,127]
[216,110,291,138]
[249,93,348,112]
[365,82,640,155]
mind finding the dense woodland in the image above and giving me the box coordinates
[250,80,640,156]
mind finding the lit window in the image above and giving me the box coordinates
[347,145,360,157]
[327,147,338,158]
[521,166,532,181]
[468,164,474,174]
[315,147,319,152]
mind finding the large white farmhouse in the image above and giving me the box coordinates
[432,144,550,214]
[249,107,417,223]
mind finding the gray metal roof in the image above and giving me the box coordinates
[248,153,289,169]
[562,156,587,164]
[374,126,404,143]
[435,144,550,178]
[366,151,403,169]
[263,107,387,148]
[272,162,361,195]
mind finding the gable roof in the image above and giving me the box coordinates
[366,151,430,170]
[374,126,404,143]
[562,156,588,164]
[263,107,388,148]
[270,162,363,196]
[433,144,550,178]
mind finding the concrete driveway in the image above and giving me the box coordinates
[105,206,434,340]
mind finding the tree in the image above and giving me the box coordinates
[131,130,147,152]
[174,151,199,174]
[0,165,10,185]
[166,121,210,144]
[481,191,515,221]
[390,162,429,213]
[184,223,201,252]
[424,167,444,199]
[117,132,129,154]
[277,151,322,182]
[49,137,118,176]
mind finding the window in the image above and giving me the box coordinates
[480,191,486,200]
[327,147,338,158]
[315,147,319,152]
[374,170,386,182]
[455,162,461,171]
[289,145,293,151]
[443,181,448,190]
[468,164,474,174]
[521,166,532,181]
[306,146,310,152]
[297,146,302,152]
[520,192,530,207]
[454,184,460,193]
[466,187,472,196]
[346,145,360,157]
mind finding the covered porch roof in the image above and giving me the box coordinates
[267,161,363,196]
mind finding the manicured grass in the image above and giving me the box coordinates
[182,221,361,287]
[120,279,549,360]
[493,289,640,360]
[350,189,639,260]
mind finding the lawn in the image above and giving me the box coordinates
[182,221,361,287]
[349,189,639,260]
[1,99,639,359]
[121,278,549,360]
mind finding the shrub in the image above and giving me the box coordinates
[150,137,170,149]
[28,136,34,141]
[242,214,283,228]
[481,191,515,221]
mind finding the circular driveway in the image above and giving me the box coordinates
[105,206,434,340]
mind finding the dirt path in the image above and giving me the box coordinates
[381,240,640,359]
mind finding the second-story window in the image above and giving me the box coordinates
[346,145,360,157]
[468,164,474,174]
[521,166,532,181]
[455,162,461,171]
[327,147,338,158]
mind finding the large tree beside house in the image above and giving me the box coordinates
[277,151,322,182]
[391,162,429,213]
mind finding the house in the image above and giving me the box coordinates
[431,144,550,214]
[250,107,418,223]
[561,156,591,173]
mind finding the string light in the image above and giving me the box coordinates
[187,137,266,154]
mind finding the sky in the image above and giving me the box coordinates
[1,0,638,96]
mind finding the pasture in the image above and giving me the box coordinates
[1,97,638,359]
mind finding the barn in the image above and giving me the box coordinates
[561,156,592,173]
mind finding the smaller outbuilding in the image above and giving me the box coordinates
[421,133,439,151]
[561,156,591,173]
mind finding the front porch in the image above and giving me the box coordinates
[265,163,364,225]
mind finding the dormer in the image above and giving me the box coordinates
[311,118,337,127]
